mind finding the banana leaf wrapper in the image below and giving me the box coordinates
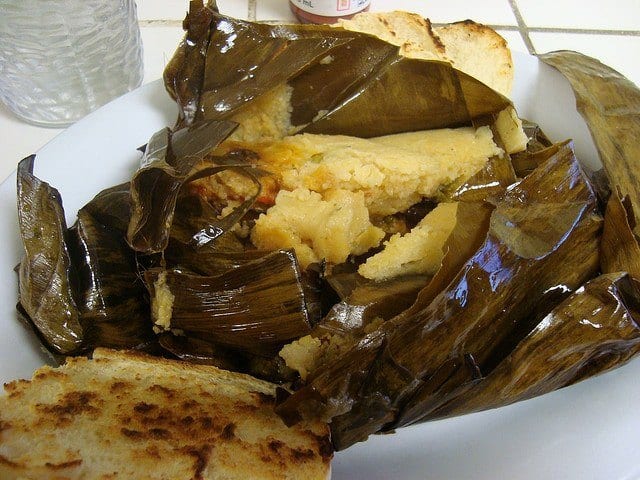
[68,183,155,350]
[14,137,318,362]
[164,1,511,136]
[163,0,215,126]
[16,156,84,355]
[429,272,640,418]
[16,164,159,355]
[159,330,296,382]
[168,165,261,249]
[509,120,554,178]
[444,118,518,203]
[446,152,516,202]
[165,192,248,261]
[539,51,640,235]
[126,119,241,254]
[406,201,495,312]
[157,332,242,371]
[318,274,430,335]
[600,191,640,278]
[165,240,266,276]
[277,142,603,450]
[162,190,335,329]
[144,250,312,356]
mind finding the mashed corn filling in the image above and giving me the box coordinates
[278,335,324,381]
[358,202,459,281]
[280,318,386,381]
[251,188,385,268]
[151,271,174,333]
[245,126,503,269]
[200,103,526,281]
[256,126,503,216]
[494,106,528,153]
[227,84,295,143]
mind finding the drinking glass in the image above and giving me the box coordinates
[0,0,144,127]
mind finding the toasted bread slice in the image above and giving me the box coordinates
[335,10,446,61]
[337,11,513,97]
[0,348,332,480]
[433,20,513,98]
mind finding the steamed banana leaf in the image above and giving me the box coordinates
[157,332,241,371]
[446,116,518,202]
[16,156,84,355]
[319,274,429,334]
[165,239,265,276]
[126,120,239,253]
[144,250,312,356]
[159,331,296,383]
[164,1,511,137]
[69,184,155,349]
[509,120,554,178]
[277,142,603,450]
[539,51,640,235]
[446,153,516,202]
[429,272,640,419]
[410,201,494,309]
[168,171,259,249]
[600,192,640,277]
[79,183,131,232]
[16,165,158,354]
[163,0,218,126]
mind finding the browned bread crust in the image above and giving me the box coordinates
[0,348,332,480]
[337,11,514,97]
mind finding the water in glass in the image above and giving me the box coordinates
[0,0,144,127]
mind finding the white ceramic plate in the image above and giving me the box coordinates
[1,53,639,480]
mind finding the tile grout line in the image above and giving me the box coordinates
[139,19,183,27]
[432,24,520,31]
[136,20,640,38]
[431,23,640,36]
[527,26,640,36]
[247,0,257,21]
[135,20,640,38]
[507,0,536,55]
